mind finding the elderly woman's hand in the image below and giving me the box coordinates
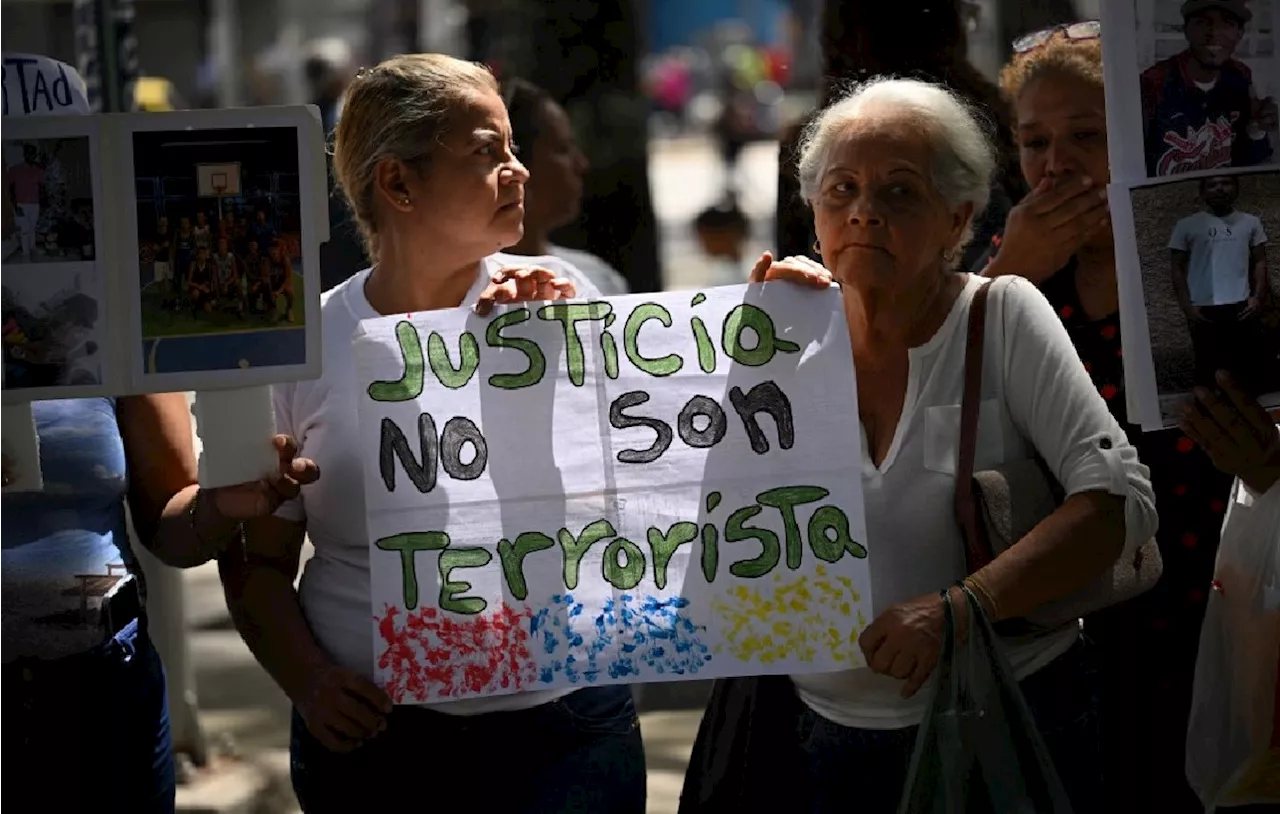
[747,251,834,289]
[1181,370,1280,495]
[475,266,577,316]
[859,586,970,699]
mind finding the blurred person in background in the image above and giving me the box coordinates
[775,0,1024,267]
[219,53,646,813]
[304,38,353,136]
[305,38,369,292]
[976,23,1237,811]
[1,60,318,812]
[501,78,629,295]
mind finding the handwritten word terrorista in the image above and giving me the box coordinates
[376,486,867,613]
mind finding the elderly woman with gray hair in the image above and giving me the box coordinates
[741,77,1159,812]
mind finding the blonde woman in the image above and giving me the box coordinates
[218,55,645,813]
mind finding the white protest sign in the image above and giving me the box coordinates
[353,283,871,704]
[2,54,90,118]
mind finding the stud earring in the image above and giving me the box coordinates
[399,195,411,206]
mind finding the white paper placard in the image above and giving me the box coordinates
[353,283,872,703]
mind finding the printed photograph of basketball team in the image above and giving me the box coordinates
[132,125,307,375]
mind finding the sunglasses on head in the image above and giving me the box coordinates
[1013,20,1101,54]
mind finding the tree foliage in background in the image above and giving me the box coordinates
[491,0,662,293]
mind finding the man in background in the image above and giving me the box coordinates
[1141,0,1276,176]
[1169,174,1272,394]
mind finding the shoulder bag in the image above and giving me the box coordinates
[955,279,1162,630]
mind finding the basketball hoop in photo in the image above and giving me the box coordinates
[196,162,241,198]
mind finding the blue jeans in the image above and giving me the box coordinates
[796,637,1103,814]
[290,685,647,813]
[2,617,176,812]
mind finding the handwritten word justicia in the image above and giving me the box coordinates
[375,485,867,613]
[367,293,799,400]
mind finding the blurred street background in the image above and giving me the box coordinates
[3,0,1100,810]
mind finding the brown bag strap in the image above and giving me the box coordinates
[956,280,996,573]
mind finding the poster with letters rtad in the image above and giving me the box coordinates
[353,284,872,703]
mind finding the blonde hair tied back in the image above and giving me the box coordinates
[332,53,498,259]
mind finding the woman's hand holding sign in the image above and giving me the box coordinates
[475,266,576,316]
[296,663,393,754]
[209,435,319,519]
[748,251,834,289]
[187,435,320,564]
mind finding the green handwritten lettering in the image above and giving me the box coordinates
[426,331,480,389]
[646,521,698,590]
[725,505,780,578]
[486,308,545,390]
[623,303,683,377]
[757,486,829,569]
[538,302,612,387]
[603,537,646,590]
[497,531,555,601]
[368,321,425,401]
[809,506,868,562]
[558,519,617,590]
[376,531,449,609]
[721,304,800,367]
[439,547,492,614]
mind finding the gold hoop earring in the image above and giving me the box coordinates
[942,247,958,265]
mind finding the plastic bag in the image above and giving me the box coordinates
[898,586,1074,814]
[1186,478,1280,811]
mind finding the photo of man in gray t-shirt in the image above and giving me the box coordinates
[1169,173,1271,391]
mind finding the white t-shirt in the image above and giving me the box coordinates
[790,275,1159,730]
[1169,210,1268,307]
[273,253,601,716]
[548,244,630,296]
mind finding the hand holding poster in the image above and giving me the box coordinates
[353,284,871,703]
